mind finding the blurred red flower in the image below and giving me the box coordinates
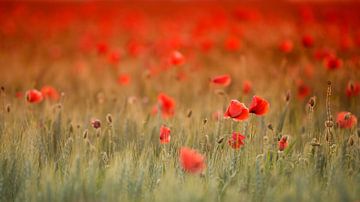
[228,132,246,149]
[297,81,311,100]
[336,112,357,129]
[211,74,231,87]
[279,39,293,54]
[170,50,185,66]
[153,93,176,118]
[96,42,108,55]
[117,74,131,86]
[224,99,249,121]
[242,80,252,94]
[249,96,269,116]
[108,50,121,65]
[345,81,360,98]
[302,34,314,48]
[278,136,288,151]
[324,55,342,70]
[41,86,60,101]
[224,36,241,52]
[180,147,205,174]
[26,89,43,104]
[159,125,171,144]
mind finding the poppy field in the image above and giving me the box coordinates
[0,1,360,202]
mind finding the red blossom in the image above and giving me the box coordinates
[345,81,360,98]
[249,96,269,116]
[117,74,131,86]
[108,50,121,65]
[297,81,311,100]
[278,136,288,151]
[159,125,171,144]
[224,99,249,121]
[153,93,176,118]
[336,112,357,129]
[279,39,293,53]
[170,50,185,66]
[180,147,205,174]
[96,42,108,55]
[242,80,252,94]
[25,89,43,104]
[41,86,60,101]
[228,132,246,149]
[302,34,314,48]
[211,74,231,87]
[224,36,241,52]
[324,55,342,70]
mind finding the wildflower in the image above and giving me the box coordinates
[108,50,121,64]
[224,36,241,52]
[297,81,311,100]
[25,89,43,104]
[152,93,176,118]
[170,50,185,66]
[278,135,288,151]
[228,132,246,149]
[91,119,101,129]
[96,42,108,55]
[159,125,171,144]
[345,81,360,97]
[242,80,252,94]
[117,74,131,85]
[211,74,231,86]
[224,99,249,121]
[336,112,357,129]
[41,86,60,101]
[279,39,293,53]
[302,34,314,48]
[180,147,205,174]
[324,55,342,70]
[249,96,269,116]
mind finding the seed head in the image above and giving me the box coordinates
[106,114,113,124]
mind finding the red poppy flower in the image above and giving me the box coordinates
[170,50,185,66]
[228,132,246,149]
[336,112,357,129]
[345,81,360,98]
[159,125,171,144]
[199,38,213,52]
[224,100,249,121]
[41,86,60,101]
[211,74,231,87]
[180,147,205,174]
[127,40,143,57]
[108,50,121,65]
[96,42,108,55]
[302,34,314,48]
[313,48,332,61]
[153,93,176,118]
[25,89,43,104]
[278,136,288,151]
[279,39,293,53]
[117,74,131,86]
[16,92,23,99]
[249,96,269,116]
[242,80,252,94]
[324,55,342,70]
[224,36,241,52]
[297,81,311,100]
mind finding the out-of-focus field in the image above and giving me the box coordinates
[0,1,359,202]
